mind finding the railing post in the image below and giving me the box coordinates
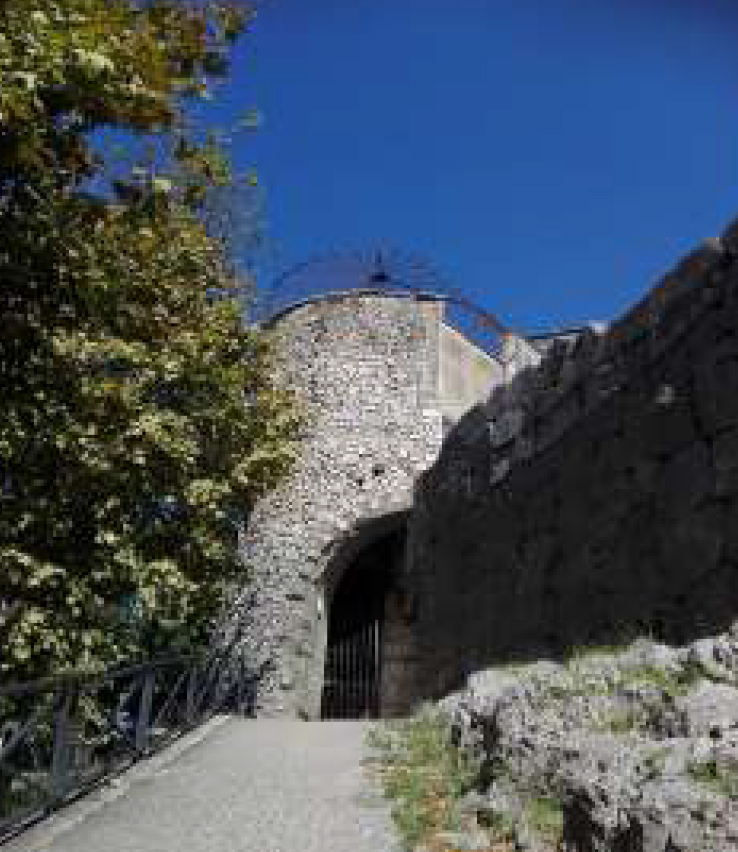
[50,684,73,803]
[236,657,247,716]
[212,654,228,713]
[185,665,198,726]
[135,671,155,754]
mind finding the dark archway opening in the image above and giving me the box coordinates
[320,527,406,719]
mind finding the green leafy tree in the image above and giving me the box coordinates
[0,0,299,680]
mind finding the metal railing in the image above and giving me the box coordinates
[0,650,256,842]
[252,249,511,358]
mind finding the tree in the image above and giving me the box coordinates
[0,0,299,680]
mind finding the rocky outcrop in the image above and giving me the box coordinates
[440,627,738,851]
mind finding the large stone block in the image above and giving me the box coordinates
[632,392,696,459]
[692,347,738,435]
[654,442,714,511]
[713,428,738,497]
[657,503,723,584]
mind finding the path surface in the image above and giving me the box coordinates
[7,719,402,852]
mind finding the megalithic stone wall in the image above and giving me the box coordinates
[407,222,738,699]
[222,290,448,717]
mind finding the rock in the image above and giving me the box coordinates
[437,629,738,852]
[430,828,491,850]
[682,635,738,683]
[674,681,738,737]
[623,638,680,673]
[562,772,737,852]
[629,777,737,852]
[455,790,489,818]
[514,820,553,852]
[488,408,525,449]
[483,776,526,823]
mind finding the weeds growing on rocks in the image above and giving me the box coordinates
[524,795,564,846]
[687,759,738,799]
[365,707,480,851]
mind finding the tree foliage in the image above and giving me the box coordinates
[0,0,299,680]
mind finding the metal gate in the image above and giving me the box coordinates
[321,601,382,719]
[321,529,404,719]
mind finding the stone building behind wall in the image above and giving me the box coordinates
[223,287,512,718]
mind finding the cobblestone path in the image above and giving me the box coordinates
[7,718,402,852]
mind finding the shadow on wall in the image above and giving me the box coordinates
[408,226,738,699]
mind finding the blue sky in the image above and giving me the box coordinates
[205,0,738,333]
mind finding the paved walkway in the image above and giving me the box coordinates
[6,718,402,852]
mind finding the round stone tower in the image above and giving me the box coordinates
[223,282,505,718]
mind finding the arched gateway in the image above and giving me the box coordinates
[220,257,528,718]
[320,513,408,718]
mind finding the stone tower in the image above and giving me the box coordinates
[224,287,507,717]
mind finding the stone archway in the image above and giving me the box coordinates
[317,513,420,719]
[321,527,402,718]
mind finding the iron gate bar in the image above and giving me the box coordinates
[321,611,383,719]
[361,623,366,715]
[371,619,376,716]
